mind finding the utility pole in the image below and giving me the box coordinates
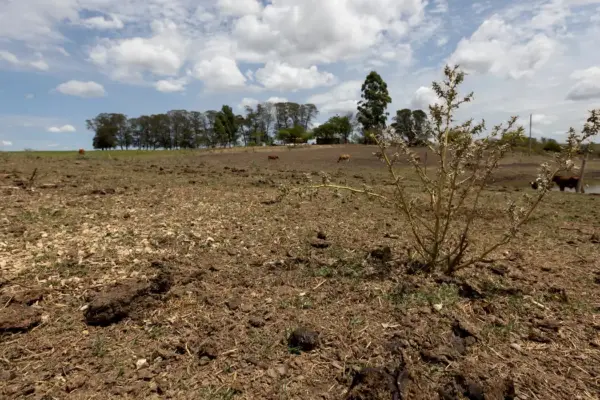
[528,113,532,156]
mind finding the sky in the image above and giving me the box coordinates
[1,0,600,151]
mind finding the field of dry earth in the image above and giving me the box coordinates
[1,145,599,399]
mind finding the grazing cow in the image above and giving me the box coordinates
[267,155,279,160]
[530,175,584,193]
[552,175,582,192]
[78,148,85,155]
[338,154,351,163]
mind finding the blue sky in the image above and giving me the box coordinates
[1,0,600,150]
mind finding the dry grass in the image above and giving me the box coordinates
[1,145,599,399]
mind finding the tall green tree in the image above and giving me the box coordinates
[277,125,312,144]
[313,114,353,143]
[216,105,240,147]
[86,113,129,150]
[356,71,392,143]
[391,109,432,146]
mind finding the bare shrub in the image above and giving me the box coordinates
[310,65,599,274]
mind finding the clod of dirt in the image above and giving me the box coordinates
[310,239,331,249]
[591,233,600,243]
[12,289,44,305]
[0,304,42,333]
[0,369,16,381]
[65,375,87,393]
[288,327,319,352]
[370,246,392,263]
[452,318,480,341]
[490,263,509,276]
[248,317,265,328]
[458,280,485,299]
[226,298,241,311]
[527,330,552,343]
[344,362,408,400]
[532,318,561,332]
[0,289,45,307]
[197,342,218,360]
[90,188,116,195]
[84,266,172,326]
[317,231,327,240]
[442,375,515,400]
[420,349,450,365]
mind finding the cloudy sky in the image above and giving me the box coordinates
[1,0,600,150]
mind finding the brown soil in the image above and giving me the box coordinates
[1,145,599,399]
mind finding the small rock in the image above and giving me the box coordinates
[510,343,522,352]
[199,356,211,366]
[317,231,327,240]
[288,327,319,352]
[135,359,148,370]
[433,303,443,312]
[277,364,289,376]
[267,368,278,379]
[148,381,159,393]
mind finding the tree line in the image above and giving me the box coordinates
[87,71,434,150]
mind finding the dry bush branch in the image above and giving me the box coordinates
[309,64,600,274]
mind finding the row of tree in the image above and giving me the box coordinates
[88,70,435,149]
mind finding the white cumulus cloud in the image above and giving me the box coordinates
[88,20,187,81]
[55,80,106,98]
[81,15,124,30]
[266,97,288,103]
[411,86,442,110]
[1,140,12,146]
[307,81,362,113]
[155,78,188,92]
[217,0,262,17]
[448,16,557,79]
[191,56,247,90]
[254,61,336,91]
[238,97,259,110]
[48,124,76,133]
[566,66,600,100]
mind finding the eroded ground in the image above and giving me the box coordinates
[1,146,599,399]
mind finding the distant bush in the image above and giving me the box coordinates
[543,140,562,153]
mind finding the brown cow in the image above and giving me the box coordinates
[267,155,279,160]
[78,148,85,155]
[338,154,350,163]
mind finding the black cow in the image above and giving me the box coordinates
[530,175,583,192]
